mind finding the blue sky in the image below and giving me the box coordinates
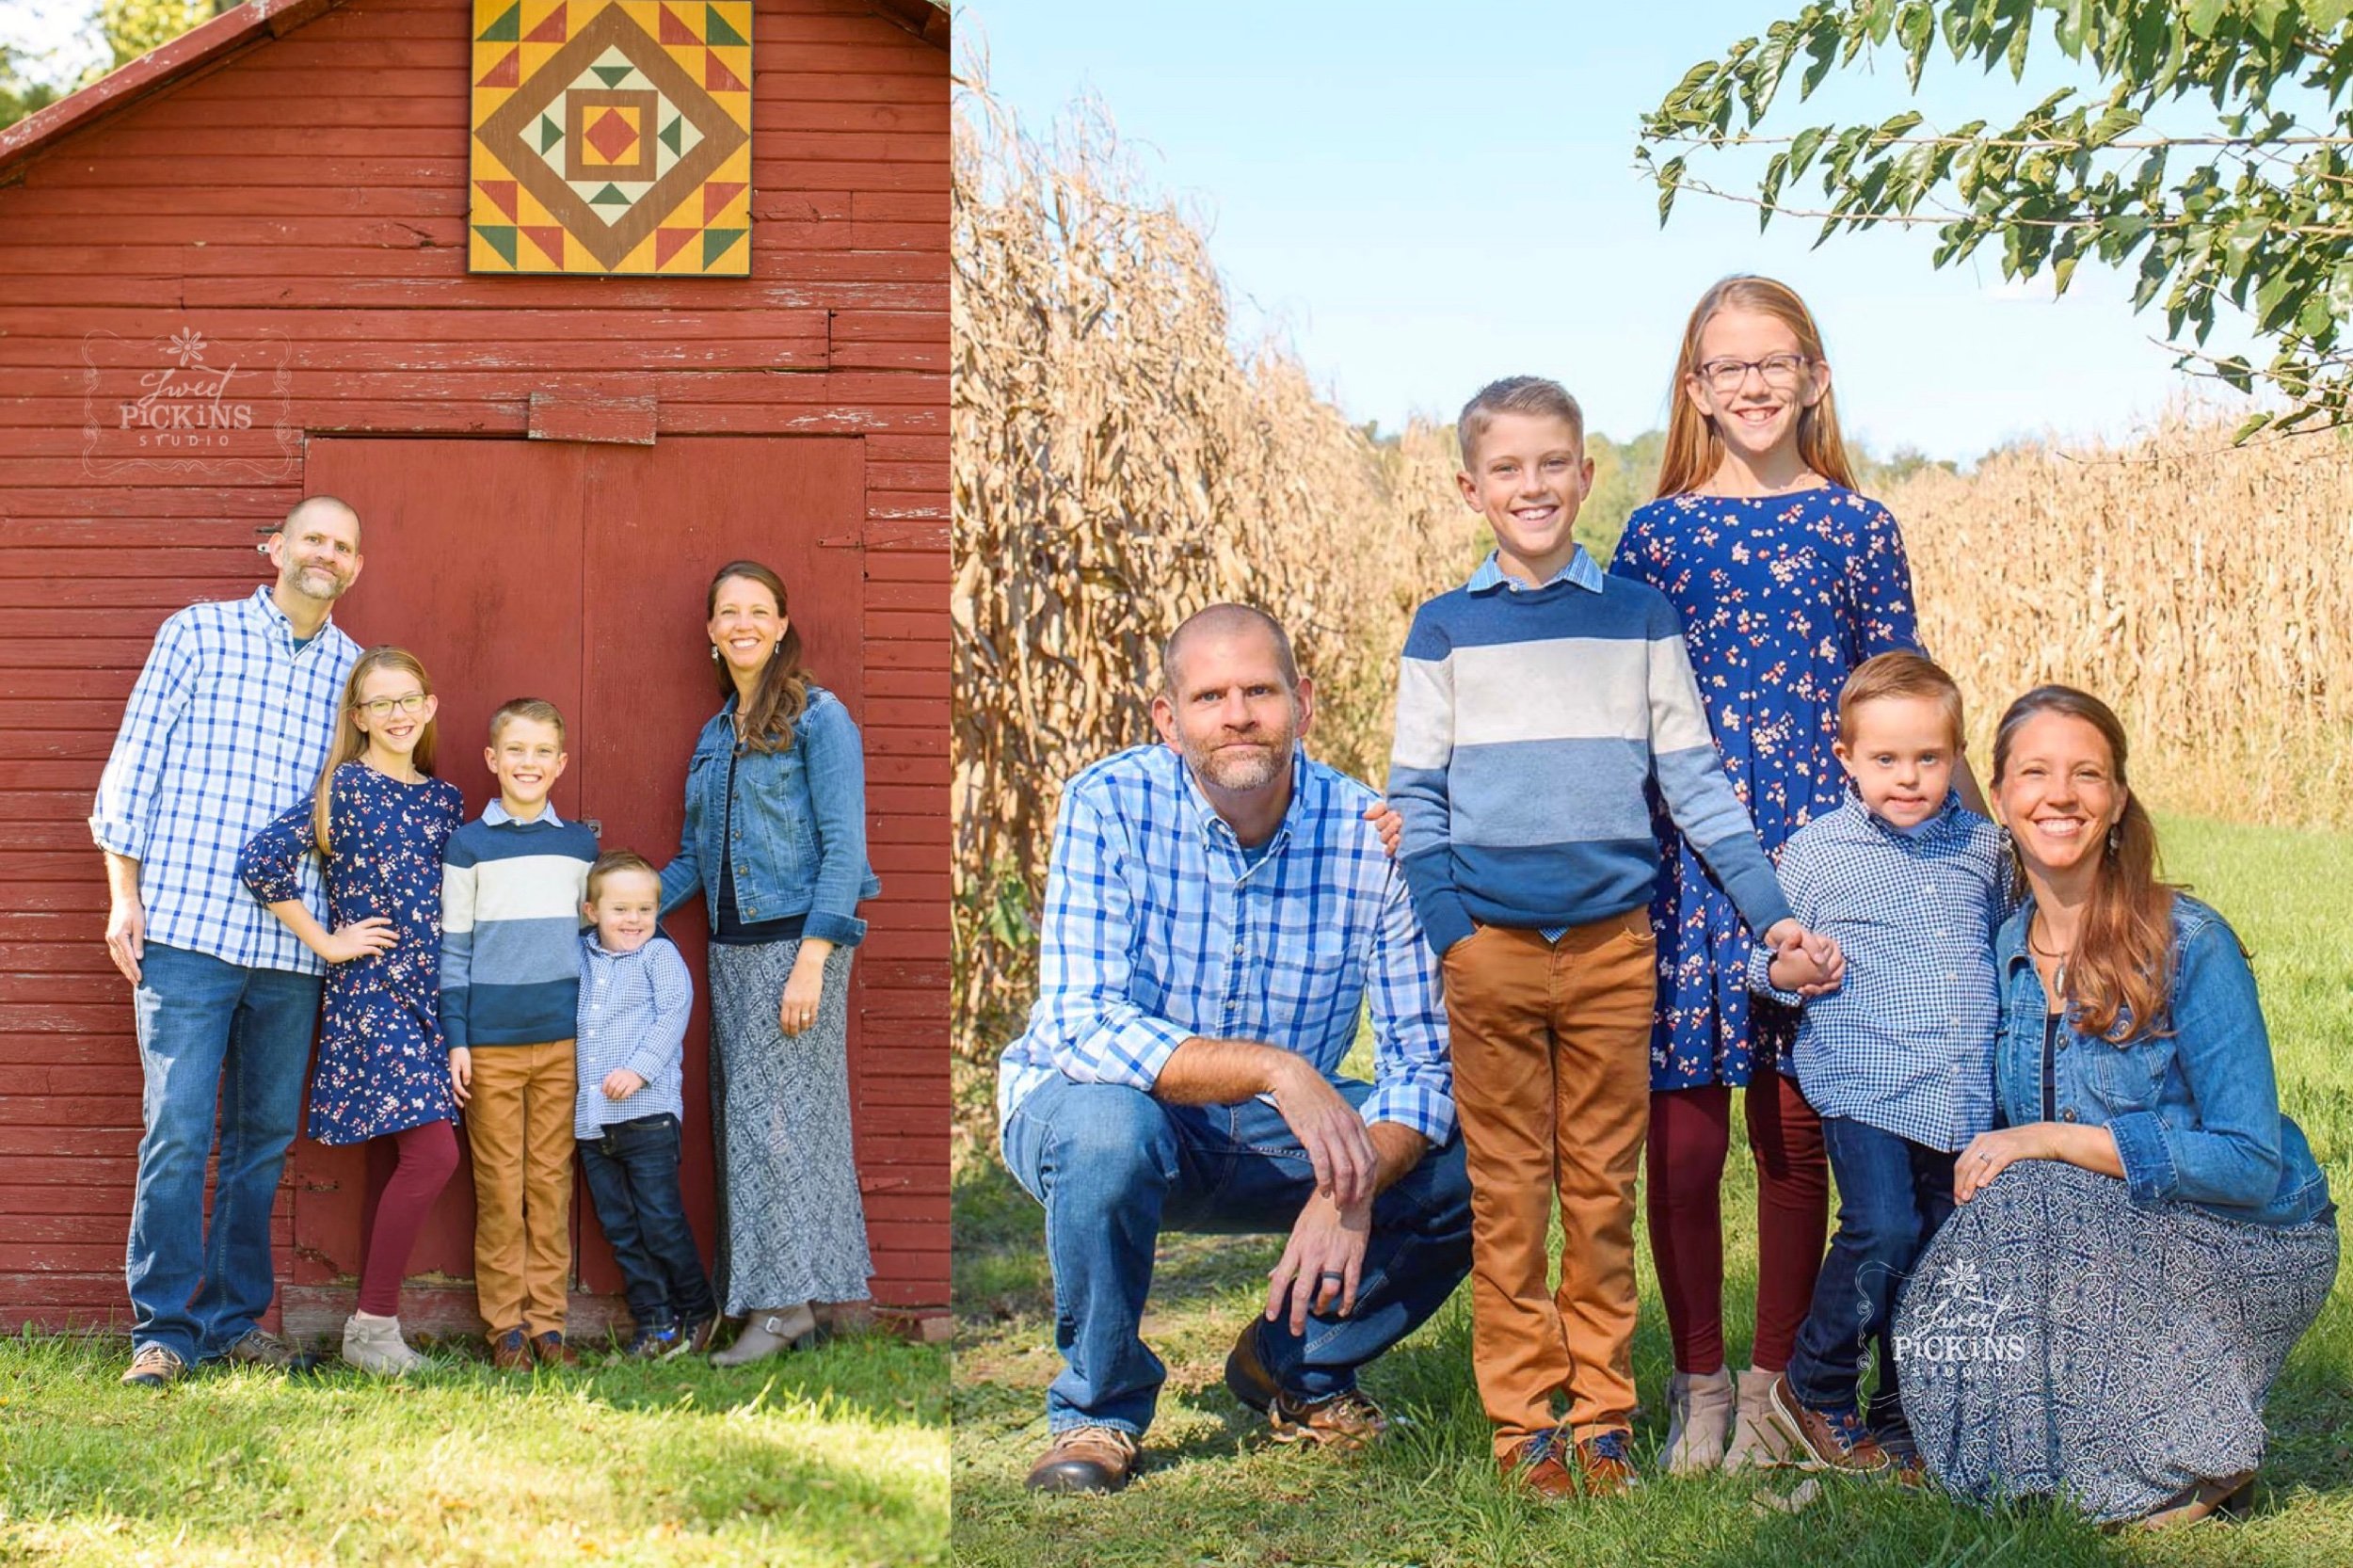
[962,1,2261,462]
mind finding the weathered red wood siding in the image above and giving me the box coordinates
[0,0,948,1328]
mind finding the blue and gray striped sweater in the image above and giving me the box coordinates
[1389,556,1793,954]
[440,811,599,1050]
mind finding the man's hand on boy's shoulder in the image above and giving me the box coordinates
[1366,801,1402,858]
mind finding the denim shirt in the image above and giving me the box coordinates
[1993,894,2330,1227]
[658,683,881,947]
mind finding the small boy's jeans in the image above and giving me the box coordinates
[1440,912,1657,1457]
[580,1112,716,1328]
[1785,1114,1957,1421]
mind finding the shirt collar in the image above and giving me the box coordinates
[1176,744,1311,872]
[1465,545,1605,596]
[246,584,337,651]
[485,798,564,827]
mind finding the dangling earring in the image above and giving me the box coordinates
[2105,823,2121,855]
[711,645,722,664]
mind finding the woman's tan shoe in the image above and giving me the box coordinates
[710,1302,823,1367]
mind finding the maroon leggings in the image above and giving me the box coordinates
[1646,1067,1828,1374]
[356,1119,461,1317]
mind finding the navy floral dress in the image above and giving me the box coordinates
[239,761,466,1144]
[1609,486,1922,1088]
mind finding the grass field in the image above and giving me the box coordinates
[0,1332,948,1567]
[950,813,2353,1567]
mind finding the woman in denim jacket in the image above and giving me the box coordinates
[659,560,882,1366]
[1897,685,2336,1526]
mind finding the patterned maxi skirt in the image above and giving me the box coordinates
[706,940,875,1313]
[1896,1160,2338,1523]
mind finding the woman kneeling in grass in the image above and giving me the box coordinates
[1897,685,2337,1527]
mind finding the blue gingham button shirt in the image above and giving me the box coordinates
[998,744,1455,1144]
[574,931,693,1139]
[1746,791,2016,1151]
[90,586,360,973]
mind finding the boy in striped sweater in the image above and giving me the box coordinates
[442,697,600,1368]
[1389,376,1839,1496]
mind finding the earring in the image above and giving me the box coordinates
[2106,824,2121,854]
[711,645,722,663]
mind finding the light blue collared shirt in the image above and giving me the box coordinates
[485,798,564,827]
[1465,545,1607,596]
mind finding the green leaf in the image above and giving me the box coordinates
[1657,155,1687,226]
[2231,410,2273,443]
[2082,105,2142,149]
[2185,0,2228,39]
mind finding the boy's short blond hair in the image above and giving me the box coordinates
[585,849,657,903]
[1458,376,1586,471]
[1838,650,1965,752]
[488,696,566,746]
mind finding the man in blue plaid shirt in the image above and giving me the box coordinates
[999,604,1472,1495]
[91,497,366,1388]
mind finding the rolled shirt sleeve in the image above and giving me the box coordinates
[90,614,200,861]
[1360,857,1455,1144]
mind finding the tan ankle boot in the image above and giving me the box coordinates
[1660,1367,1736,1472]
[710,1302,820,1367]
[1723,1367,1794,1470]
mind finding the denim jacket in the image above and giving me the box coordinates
[1993,893,2330,1228]
[658,683,881,947]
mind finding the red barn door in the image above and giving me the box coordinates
[292,435,864,1336]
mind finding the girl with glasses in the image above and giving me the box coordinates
[1609,275,1978,1472]
[239,646,466,1374]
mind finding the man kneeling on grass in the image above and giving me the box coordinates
[996,604,1473,1495]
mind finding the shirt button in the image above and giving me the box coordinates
[2061,1108,2078,1123]
[1232,941,1244,955]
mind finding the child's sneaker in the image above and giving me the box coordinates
[624,1321,682,1359]
[671,1316,718,1359]
[488,1326,533,1370]
[1763,1373,1891,1473]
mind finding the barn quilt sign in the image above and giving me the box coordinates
[469,1,753,276]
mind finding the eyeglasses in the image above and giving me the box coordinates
[356,693,430,720]
[1696,353,1811,394]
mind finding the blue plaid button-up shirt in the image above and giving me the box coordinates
[90,586,360,973]
[998,744,1455,1144]
[1747,790,2016,1150]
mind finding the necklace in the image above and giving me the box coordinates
[2027,916,2072,999]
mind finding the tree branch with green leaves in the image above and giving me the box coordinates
[1636,0,2353,440]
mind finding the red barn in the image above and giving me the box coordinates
[0,0,949,1340]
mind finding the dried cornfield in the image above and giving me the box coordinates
[950,85,1473,1064]
[1888,419,2353,838]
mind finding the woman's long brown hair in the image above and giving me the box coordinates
[312,646,439,854]
[1991,685,2180,1042]
[711,559,810,753]
[1653,275,1859,499]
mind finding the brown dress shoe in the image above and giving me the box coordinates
[532,1331,579,1368]
[1025,1425,1140,1494]
[1498,1431,1578,1497]
[1573,1430,1641,1496]
[488,1327,534,1370]
[220,1329,297,1370]
[1223,1320,1389,1451]
[2134,1471,2255,1529]
[1763,1374,1890,1472]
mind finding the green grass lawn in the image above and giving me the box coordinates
[0,1332,947,1567]
[950,813,2353,1567]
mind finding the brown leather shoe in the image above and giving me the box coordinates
[2134,1471,2255,1529]
[1763,1374,1890,1473]
[120,1342,185,1388]
[1025,1425,1140,1494]
[1573,1429,1641,1496]
[1223,1320,1389,1451]
[488,1326,533,1370]
[219,1329,297,1370]
[1498,1431,1578,1498]
[532,1331,579,1368]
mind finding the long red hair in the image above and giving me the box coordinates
[1654,275,1858,498]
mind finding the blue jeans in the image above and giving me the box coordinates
[580,1112,717,1327]
[1001,1076,1474,1437]
[1786,1114,1957,1422]
[126,943,320,1364]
